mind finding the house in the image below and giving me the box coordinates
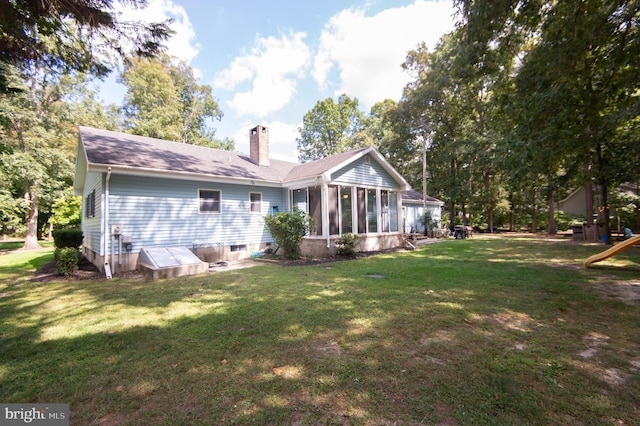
[401,189,444,235]
[73,125,438,277]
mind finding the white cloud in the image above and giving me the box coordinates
[115,0,200,64]
[313,0,456,108]
[213,32,311,118]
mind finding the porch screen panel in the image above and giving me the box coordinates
[357,187,366,234]
[367,188,377,233]
[381,190,390,232]
[308,186,323,236]
[328,186,339,235]
[389,192,398,232]
[340,186,353,234]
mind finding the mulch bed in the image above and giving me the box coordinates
[31,257,145,283]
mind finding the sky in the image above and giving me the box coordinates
[100,0,457,162]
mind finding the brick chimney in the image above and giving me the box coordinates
[250,125,269,167]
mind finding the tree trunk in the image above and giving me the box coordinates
[547,192,557,235]
[599,184,612,245]
[487,208,494,232]
[531,189,537,233]
[22,188,42,250]
[585,182,594,225]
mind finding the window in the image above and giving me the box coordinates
[389,192,399,232]
[340,187,353,234]
[379,191,399,232]
[357,187,366,234]
[367,189,377,233]
[328,186,339,235]
[85,189,95,218]
[250,192,262,213]
[199,189,221,213]
[381,190,390,232]
[308,186,323,236]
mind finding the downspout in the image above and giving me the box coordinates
[104,167,113,279]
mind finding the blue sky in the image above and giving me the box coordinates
[101,0,457,162]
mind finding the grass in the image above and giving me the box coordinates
[1,236,639,425]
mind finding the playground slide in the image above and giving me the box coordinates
[583,235,640,268]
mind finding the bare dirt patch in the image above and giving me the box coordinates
[591,279,640,305]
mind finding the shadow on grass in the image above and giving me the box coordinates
[1,239,639,425]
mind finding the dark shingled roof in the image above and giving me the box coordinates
[401,189,442,203]
[79,126,299,182]
[78,127,418,196]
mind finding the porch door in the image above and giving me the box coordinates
[308,186,323,236]
[328,186,339,235]
[357,187,366,234]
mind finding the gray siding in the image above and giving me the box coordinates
[81,171,103,254]
[331,156,399,189]
[106,175,284,253]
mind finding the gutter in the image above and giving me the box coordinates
[103,167,112,279]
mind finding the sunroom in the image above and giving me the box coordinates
[285,147,410,257]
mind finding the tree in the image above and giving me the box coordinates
[0,0,171,93]
[0,64,79,248]
[399,29,508,231]
[120,56,182,141]
[368,99,421,187]
[120,55,231,148]
[458,0,640,238]
[49,189,82,229]
[296,94,366,162]
[263,210,314,260]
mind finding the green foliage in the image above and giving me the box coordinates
[49,190,81,228]
[334,233,360,257]
[52,228,83,249]
[120,55,231,149]
[421,211,438,236]
[0,0,170,93]
[296,94,366,162]
[0,186,23,235]
[263,210,313,260]
[54,247,79,277]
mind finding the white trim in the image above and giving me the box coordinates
[87,164,284,187]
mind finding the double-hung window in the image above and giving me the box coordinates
[250,192,262,213]
[199,189,221,213]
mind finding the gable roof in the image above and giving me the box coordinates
[74,126,410,192]
[76,126,298,184]
[401,189,444,205]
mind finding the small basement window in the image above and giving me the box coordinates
[230,244,247,252]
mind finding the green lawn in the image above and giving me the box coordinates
[1,236,639,425]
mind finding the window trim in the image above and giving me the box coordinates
[198,189,222,214]
[249,192,262,214]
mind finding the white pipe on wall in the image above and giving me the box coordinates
[103,167,112,279]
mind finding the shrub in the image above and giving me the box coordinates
[335,233,360,257]
[55,247,80,277]
[263,209,313,260]
[52,228,83,248]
